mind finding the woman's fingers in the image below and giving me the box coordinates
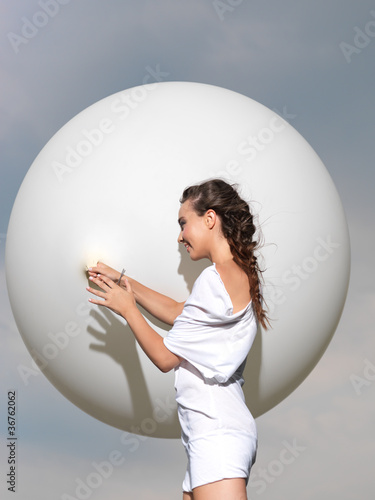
[87,275,121,303]
[86,269,134,317]
[86,284,106,302]
[87,295,104,305]
[88,262,120,283]
[89,274,114,289]
[86,275,113,305]
[99,274,116,288]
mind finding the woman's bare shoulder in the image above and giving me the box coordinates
[215,262,251,313]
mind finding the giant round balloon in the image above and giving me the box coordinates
[6,82,350,437]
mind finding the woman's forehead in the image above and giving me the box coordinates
[178,200,194,218]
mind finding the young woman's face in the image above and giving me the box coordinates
[177,200,211,261]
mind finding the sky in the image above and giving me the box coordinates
[1,1,374,499]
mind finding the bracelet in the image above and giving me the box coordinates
[117,268,126,285]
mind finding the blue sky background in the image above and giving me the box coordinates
[1,1,374,498]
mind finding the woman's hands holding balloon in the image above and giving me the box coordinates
[87,273,136,318]
[88,262,123,285]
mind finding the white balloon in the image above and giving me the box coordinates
[6,82,350,438]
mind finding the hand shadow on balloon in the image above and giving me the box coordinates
[176,243,263,417]
[86,305,179,433]
[87,307,153,427]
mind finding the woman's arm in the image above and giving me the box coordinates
[88,262,184,325]
[124,306,181,372]
[86,274,182,373]
[123,277,184,326]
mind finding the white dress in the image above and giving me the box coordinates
[163,264,258,492]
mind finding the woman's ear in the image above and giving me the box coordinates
[205,209,217,229]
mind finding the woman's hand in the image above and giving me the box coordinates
[87,274,136,318]
[88,262,122,284]
[87,272,182,373]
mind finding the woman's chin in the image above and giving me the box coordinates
[189,253,204,262]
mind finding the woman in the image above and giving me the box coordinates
[87,179,268,500]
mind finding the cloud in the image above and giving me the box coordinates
[0,438,184,500]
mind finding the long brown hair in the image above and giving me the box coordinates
[180,178,269,329]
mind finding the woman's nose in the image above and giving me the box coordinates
[177,231,183,243]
